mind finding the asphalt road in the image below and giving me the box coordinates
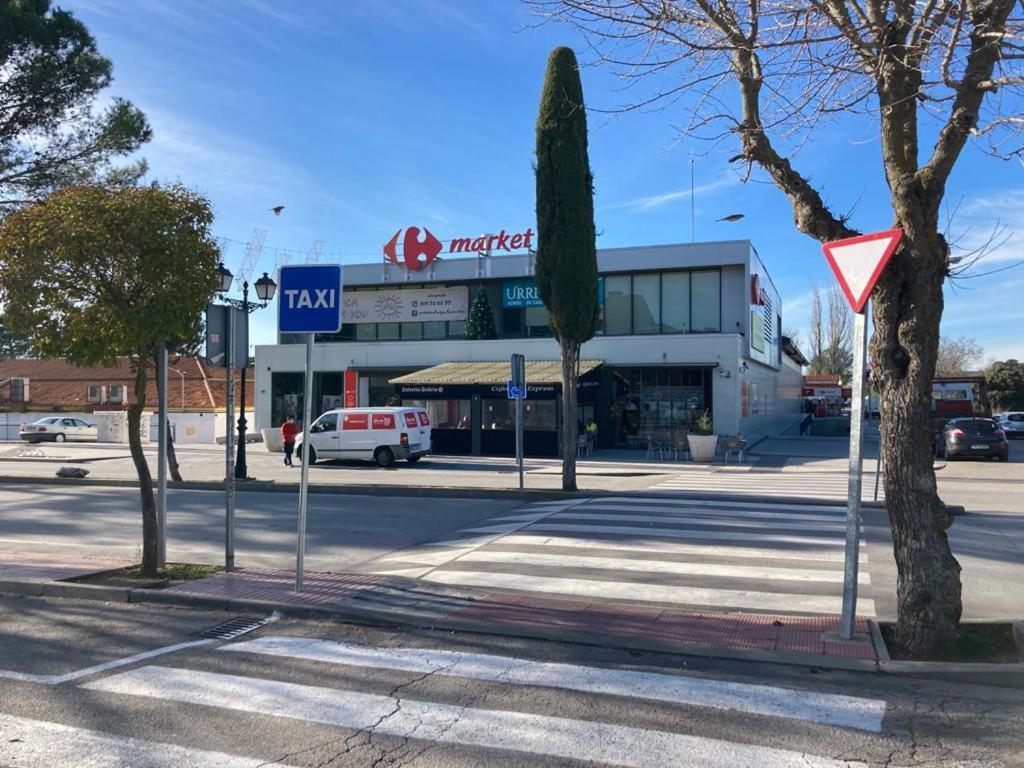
[0,484,522,572]
[0,596,1020,767]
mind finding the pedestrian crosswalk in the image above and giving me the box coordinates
[1,626,906,767]
[369,496,874,617]
[650,465,885,501]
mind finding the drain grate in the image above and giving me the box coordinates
[196,612,278,641]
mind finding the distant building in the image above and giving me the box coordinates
[0,356,251,414]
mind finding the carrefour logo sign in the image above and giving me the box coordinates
[384,226,534,271]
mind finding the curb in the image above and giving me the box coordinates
[0,473,890,507]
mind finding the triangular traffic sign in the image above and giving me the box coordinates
[822,229,902,313]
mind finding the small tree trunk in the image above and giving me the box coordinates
[873,233,962,657]
[560,338,580,492]
[127,360,159,577]
[167,430,182,482]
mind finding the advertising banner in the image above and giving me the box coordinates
[343,286,468,324]
[502,277,605,309]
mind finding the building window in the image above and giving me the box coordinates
[447,320,466,338]
[108,385,125,403]
[423,321,446,340]
[524,305,552,337]
[661,272,690,333]
[604,275,632,335]
[87,385,103,404]
[483,399,516,430]
[400,322,423,340]
[377,323,399,341]
[690,270,721,332]
[403,399,471,429]
[10,378,26,403]
[632,274,660,335]
[355,323,376,341]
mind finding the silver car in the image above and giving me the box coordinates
[19,417,98,443]
[995,411,1024,439]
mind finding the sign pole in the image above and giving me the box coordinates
[295,332,315,593]
[516,395,524,490]
[225,308,236,571]
[510,354,525,490]
[840,300,868,639]
[156,342,168,568]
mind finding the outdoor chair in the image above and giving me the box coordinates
[577,434,591,459]
[644,434,663,461]
[724,435,747,463]
[669,434,690,462]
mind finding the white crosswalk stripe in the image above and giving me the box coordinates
[83,664,876,767]
[0,712,297,768]
[370,497,874,616]
[221,635,886,731]
[650,469,885,501]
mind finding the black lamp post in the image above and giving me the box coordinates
[217,266,277,480]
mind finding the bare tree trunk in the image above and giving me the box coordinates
[873,233,962,656]
[167,429,182,482]
[127,360,158,577]
[560,338,579,492]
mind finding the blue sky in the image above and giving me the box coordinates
[66,0,1022,362]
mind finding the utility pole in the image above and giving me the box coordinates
[156,342,168,568]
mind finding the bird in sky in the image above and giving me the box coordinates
[270,205,285,216]
[716,213,745,222]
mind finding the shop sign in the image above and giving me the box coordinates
[343,286,468,324]
[750,308,766,352]
[384,226,534,270]
[503,279,543,308]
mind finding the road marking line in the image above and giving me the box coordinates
[517,523,864,547]
[550,512,849,533]
[492,533,868,564]
[579,503,849,522]
[449,550,870,584]
[422,570,877,615]
[222,636,885,731]
[84,666,870,767]
[0,712,298,768]
[599,497,850,514]
[0,638,216,685]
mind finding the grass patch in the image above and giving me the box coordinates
[881,622,1021,662]
[71,562,223,588]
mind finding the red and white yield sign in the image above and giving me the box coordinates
[822,229,903,313]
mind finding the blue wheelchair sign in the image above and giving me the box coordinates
[507,380,527,400]
[277,264,344,334]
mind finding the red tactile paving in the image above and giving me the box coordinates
[0,553,131,583]
[443,592,878,661]
[162,568,387,607]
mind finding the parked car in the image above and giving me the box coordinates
[19,417,98,443]
[935,417,1008,461]
[994,411,1024,439]
[296,407,431,467]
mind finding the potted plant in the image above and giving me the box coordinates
[687,409,718,462]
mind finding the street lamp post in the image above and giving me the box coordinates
[216,267,277,480]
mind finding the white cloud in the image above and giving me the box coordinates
[601,177,736,212]
[949,189,1024,265]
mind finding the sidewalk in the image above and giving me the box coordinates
[0,555,881,669]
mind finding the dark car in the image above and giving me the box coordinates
[937,418,1009,461]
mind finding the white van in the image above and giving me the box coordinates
[297,407,431,467]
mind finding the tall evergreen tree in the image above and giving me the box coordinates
[535,46,599,492]
[464,288,497,340]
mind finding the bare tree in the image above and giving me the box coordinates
[808,282,825,371]
[936,335,984,376]
[528,0,1022,655]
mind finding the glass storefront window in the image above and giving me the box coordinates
[632,274,660,335]
[611,366,711,448]
[661,272,690,333]
[691,270,721,332]
[271,372,305,428]
[423,321,446,340]
[483,400,516,430]
[502,307,524,336]
[604,275,631,335]
[447,320,466,338]
[378,323,400,341]
[401,322,422,340]
[522,400,556,429]
[402,399,471,429]
[355,323,376,341]
[525,305,552,337]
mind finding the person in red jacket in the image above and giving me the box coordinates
[280,415,299,467]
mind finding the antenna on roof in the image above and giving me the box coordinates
[305,240,325,264]
[237,228,267,284]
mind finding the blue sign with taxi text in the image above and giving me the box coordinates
[277,264,344,334]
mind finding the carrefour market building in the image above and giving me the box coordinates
[254,231,806,456]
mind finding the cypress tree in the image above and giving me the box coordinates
[535,46,599,491]
[464,287,497,340]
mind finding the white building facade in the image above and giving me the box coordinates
[255,240,804,456]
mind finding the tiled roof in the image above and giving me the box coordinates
[0,356,252,412]
[390,360,604,386]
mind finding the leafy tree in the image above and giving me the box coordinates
[0,314,32,358]
[535,47,600,492]
[0,184,219,576]
[0,0,150,215]
[529,0,1023,656]
[987,359,1024,410]
[936,336,984,377]
[464,287,497,340]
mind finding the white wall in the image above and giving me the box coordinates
[738,360,803,443]
[0,412,93,441]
